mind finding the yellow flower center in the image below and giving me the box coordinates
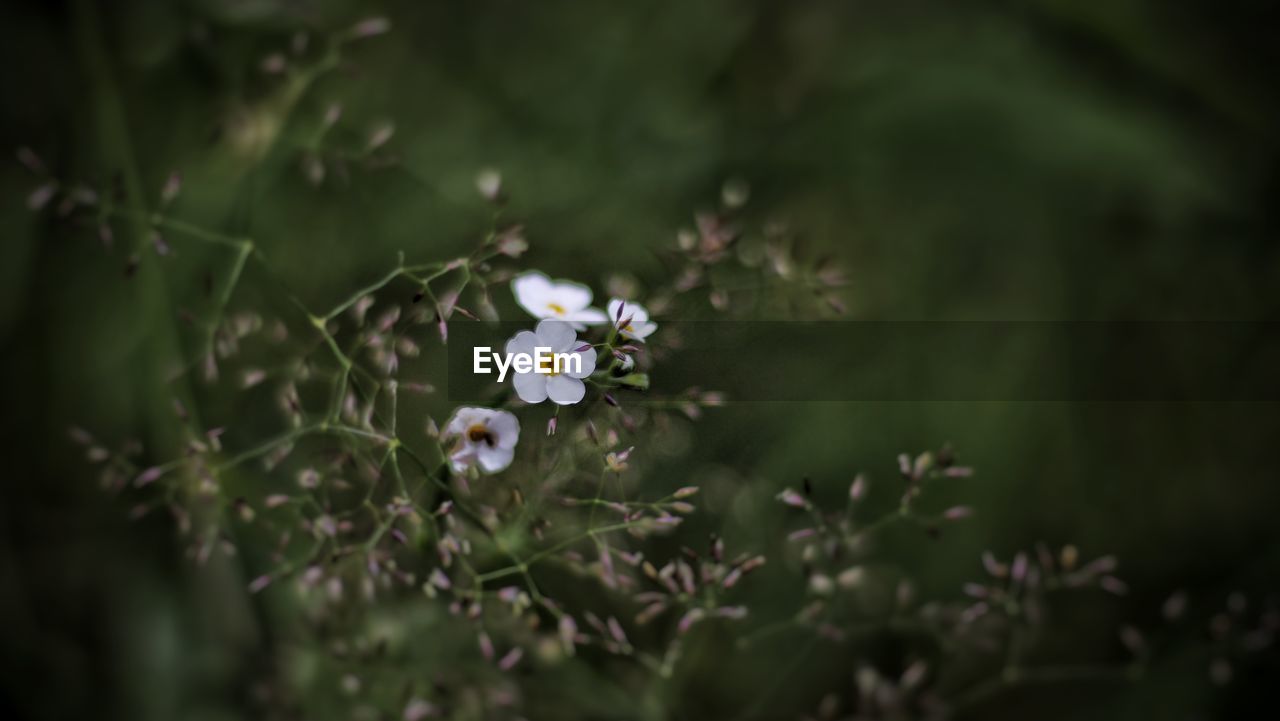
[538,355,561,376]
[546,302,566,315]
[467,424,494,446]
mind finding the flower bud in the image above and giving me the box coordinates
[349,16,391,39]
[475,168,502,201]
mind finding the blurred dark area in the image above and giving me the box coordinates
[2,0,1280,719]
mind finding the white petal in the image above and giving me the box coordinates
[505,330,541,356]
[485,410,520,449]
[607,298,625,322]
[546,281,593,312]
[546,375,586,405]
[621,320,657,342]
[565,347,597,379]
[534,319,576,352]
[566,307,608,326]
[512,372,548,404]
[477,445,514,474]
[449,444,478,473]
[512,272,554,315]
[608,298,648,323]
[444,407,485,437]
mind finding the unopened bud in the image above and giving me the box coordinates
[349,16,391,39]
[475,168,502,201]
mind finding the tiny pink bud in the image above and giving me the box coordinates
[349,16,391,38]
[606,616,628,645]
[497,647,523,671]
[982,551,1006,578]
[1011,552,1028,582]
[428,568,451,590]
[323,103,343,126]
[677,608,705,634]
[1162,591,1188,621]
[1080,555,1118,577]
[900,660,928,690]
[1119,625,1145,655]
[367,122,395,151]
[161,171,182,203]
[849,474,867,501]
[558,615,578,655]
[134,466,165,487]
[495,225,527,257]
[777,489,808,508]
[16,146,44,174]
[27,182,56,210]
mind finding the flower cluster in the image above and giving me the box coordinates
[436,272,660,477]
[38,78,1258,716]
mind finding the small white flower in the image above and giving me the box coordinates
[511,272,607,330]
[442,407,520,474]
[606,298,657,342]
[475,168,502,201]
[505,320,597,405]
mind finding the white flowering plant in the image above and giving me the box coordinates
[24,15,1273,721]
[48,162,1271,719]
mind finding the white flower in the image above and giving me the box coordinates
[607,298,657,342]
[505,320,597,405]
[511,272,607,330]
[442,407,520,474]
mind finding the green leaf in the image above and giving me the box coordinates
[615,372,650,390]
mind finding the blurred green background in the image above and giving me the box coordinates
[2,0,1279,719]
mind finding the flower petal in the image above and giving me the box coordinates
[485,410,520,449]
[534,319,577,352]
[476,445,514,474]
[546,282,593,312]
[512,272,560,318]
[567,307,608,326]
[449,444,478,473]
[565,347,597,379]
[505,330,541,356]
[444,407,485,437]
[512,372,548,404]
[546,375,586,405]
[621,320,657,342]
[609,298,649,323]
